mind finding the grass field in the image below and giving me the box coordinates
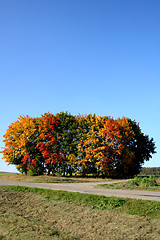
[0,172,17,176]
[0,186,160,240]
[97,176,160,192]
[0,173,112,183]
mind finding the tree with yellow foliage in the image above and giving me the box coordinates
[1,115,43,175]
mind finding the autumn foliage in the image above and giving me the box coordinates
[0,112,156,178]
[36,113,63,174]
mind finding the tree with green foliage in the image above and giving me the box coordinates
[139,167,160,176]
[113,117,156,178]
[55,112,79,176]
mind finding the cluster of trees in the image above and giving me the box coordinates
[1,112,156,178]
[139,167,160,176]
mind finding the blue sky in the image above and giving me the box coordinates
[0,0,160,172]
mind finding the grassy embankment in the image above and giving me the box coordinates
[97,176,160,192]
[0,185,160,240]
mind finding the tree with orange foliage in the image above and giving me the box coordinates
[95,118,124,177]
[36,113,63,174]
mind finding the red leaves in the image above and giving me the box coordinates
[21,154,37,166]
[21,154,30,165]
[37,142,45,152]
[37,114,63,170]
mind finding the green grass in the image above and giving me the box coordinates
[129,176,159,187]
[97,176,160,192]
[0,172,17,176]
[4,185,160,219]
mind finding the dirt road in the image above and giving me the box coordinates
[0,179,160,201]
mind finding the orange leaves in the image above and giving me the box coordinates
[116,117,135,139]
[101,118,121,140]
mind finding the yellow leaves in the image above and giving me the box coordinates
[96,161,101,166]
[66,154,77,163]
[1,115,37,165]
[3,115,36,144]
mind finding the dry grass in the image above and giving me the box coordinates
[0,187,160,240]
[0,173,111,183]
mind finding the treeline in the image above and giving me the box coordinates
[1,112,156,178]
[139,167,160,176]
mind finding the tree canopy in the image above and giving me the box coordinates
[1,112,156,178]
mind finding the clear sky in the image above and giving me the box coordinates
[0,0,160,172]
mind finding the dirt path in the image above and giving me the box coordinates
[0,179,160,201]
